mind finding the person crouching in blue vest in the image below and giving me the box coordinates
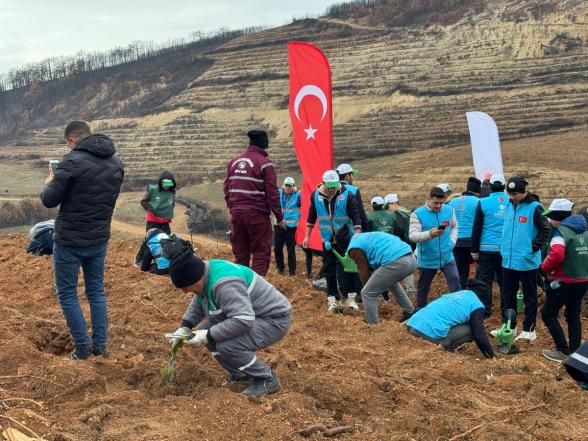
[448,177,481,289]
[471,174,508,316]
[409,186,460,308]
[496,176,550,343]
[274,177,301,276]
[139,228,171,275]
[168,253,292,399]
[347,232,416,324]
[406,279,495,358]
[303,170,362,312]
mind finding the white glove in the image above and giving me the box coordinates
[187,329,209,346]
[170,326,192,349]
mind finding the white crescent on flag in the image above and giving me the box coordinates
[293,85,328,121]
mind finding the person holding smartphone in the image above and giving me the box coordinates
[409,186,460,308]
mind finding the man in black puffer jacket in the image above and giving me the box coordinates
[41,121,124,360]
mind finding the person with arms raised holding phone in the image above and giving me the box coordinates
[409,186,460,308]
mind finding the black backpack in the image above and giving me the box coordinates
[159,234,195,269]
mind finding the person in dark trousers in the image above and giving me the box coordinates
[303,170,362,312]
[135,171,177,265]
[168,252,291,399]
[409,186,460,308]
[539,199,588,362]
[471,174,508,315]
[274,177,301,276]
[406,279,495,358]
[448,177,481,289]
[223,130,284,276]
[336,163,370,232]
[26,219,55,256]
[139,228,171,275]
[497,176,550,343]
[40,121,124,360]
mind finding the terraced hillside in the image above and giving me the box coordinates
[0,0,586,187]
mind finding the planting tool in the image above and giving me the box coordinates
[324,242,358,273]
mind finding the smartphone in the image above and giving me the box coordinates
[438,225,447,230]
[49,160,59,172]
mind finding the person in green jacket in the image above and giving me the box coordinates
[135,171,177,266]
[367,196,397,234]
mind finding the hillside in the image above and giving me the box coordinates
[1,233,587,441]
[0,0,585,188]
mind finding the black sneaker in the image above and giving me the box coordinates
[92,346,108,358]
[67,346,92,360]
[277,269,285,275]
[241,371,280,399]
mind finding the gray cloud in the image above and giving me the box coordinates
[0,0,343,74]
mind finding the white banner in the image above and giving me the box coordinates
[466,111,503,180]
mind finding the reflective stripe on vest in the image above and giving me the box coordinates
[314,190,352,242]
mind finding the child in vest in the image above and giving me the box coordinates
[539,199,588,363]
[139,228,171,275]
[406,279,495,358]
[167,252,291,399]
[135,171,177,265]
[274,177,301,276]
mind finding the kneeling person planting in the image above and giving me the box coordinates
[347,232,416,324]
[168,253,292,399]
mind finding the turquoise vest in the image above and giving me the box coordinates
[414,204,455,269]
[348,232,411,269]
[279,189,301,228]
[501,200,542,270]
[406,290,484,339]
[448,194,479,239]
[314,189,352,242]
[147,232,170,270]
[198,260,256,316]
[148,184,174,219]
[479,192,508,252]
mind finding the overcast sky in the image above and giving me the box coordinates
[0,0,343,74]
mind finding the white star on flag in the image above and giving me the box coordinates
[304,124,318,140]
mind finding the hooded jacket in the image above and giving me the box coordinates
[140,170,177,221]
[541,215,588,283]
[40,134,124,248]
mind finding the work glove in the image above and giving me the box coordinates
[187,329,209,347]
[169,326,192,349]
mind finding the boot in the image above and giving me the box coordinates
[241,371,280,399]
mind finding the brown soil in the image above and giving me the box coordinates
[0,234,587,441]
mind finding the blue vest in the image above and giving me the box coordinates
[406,290,484,340]
[414,204,455,269]
[147,233,171,270]
[448,194,479,239]
[500,199,542,270]
[314,189,352,242]
[344,183,358,195]
[348,232,411,269]
[479,192,508,252]
[279,189,301,227]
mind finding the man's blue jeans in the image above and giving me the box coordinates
[53,241,109,351]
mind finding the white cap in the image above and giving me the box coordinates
[283,177,295,186]
[384,193,398,204]
[371,196,385,206]
[322,170,340,188]
[545,198,574,213]
[335,163,357,175]
[489,173,505,185]
[437,183,452,193]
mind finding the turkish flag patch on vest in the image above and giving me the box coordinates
[518,216,528,224]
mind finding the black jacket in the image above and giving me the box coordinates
[40,134,124,247]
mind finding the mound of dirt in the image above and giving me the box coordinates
[0,233,587,440]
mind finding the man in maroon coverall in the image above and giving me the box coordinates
[224,130,285,276]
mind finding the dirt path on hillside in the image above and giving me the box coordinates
[316,17,389,31]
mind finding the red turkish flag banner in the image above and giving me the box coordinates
[288,42,334,250]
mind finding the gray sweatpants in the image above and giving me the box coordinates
[361,254,417,324]
[408,324,473,352]
[202,315,291,380]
